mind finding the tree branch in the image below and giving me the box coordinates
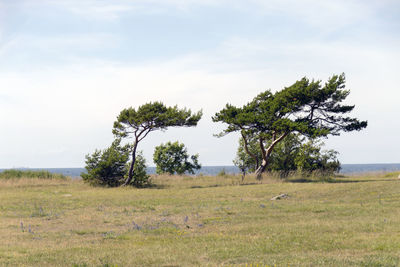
[259,136,267,161]
[138,128,153,142]
[266,132,289,156]
[241,131,259,168]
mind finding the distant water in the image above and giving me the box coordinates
[0,166,239,178]
[1,164,400,177]
[340,164,400,174]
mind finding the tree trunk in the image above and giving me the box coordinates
[254,132,288,180]
[241,131,259,170]
[255,159,268,180]
[255,136,268,180]
[123,141,138,186]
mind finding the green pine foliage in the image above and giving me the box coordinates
[113,102,202,186]
[82,138,150,187]
[82,139,134,187]
[153,141,201,175]
[113,102,203,139]
[214,73,367,177]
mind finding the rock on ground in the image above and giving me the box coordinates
[271,193,289,200]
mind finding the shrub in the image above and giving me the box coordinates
[82,139,150,187]
[153,141,201,175]
[82,139,130,187]
[125,151,150,187]
[233,133,340,177]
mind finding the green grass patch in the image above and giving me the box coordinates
[383,171,400,178]
[0,173,399,266]
[0,169,67,179]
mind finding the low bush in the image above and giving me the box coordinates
[82,138,151,187]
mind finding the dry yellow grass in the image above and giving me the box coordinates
[0,173,399,266]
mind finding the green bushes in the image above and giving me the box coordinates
[82,139,131,187]
[0,169,67,179]
[82,139,150,187]
[153,141,201,175]
[233,133,341,178]
[125,151,150,187]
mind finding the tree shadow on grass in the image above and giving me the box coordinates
[146,184,169,189]
[190,184,220,189]
[239,182,260,186]
[189,182,261,189]
[288,178,398,184]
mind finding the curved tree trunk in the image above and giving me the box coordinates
[254,132,288,180]
[255,159,268,180]
[123,140,138,186]
[241,131,259,170]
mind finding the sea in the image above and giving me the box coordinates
[1,164,400,178]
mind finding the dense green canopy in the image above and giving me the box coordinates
[113,102,202,138]
[153,141,201,175]
[213,74,367,177]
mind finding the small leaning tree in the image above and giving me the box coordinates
[113,102,202,186]
[213,73,367,179]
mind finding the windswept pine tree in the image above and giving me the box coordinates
[213,74,367,179]
[113,102,202,186]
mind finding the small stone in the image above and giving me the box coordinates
[271,193,289,201]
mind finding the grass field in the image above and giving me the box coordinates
[0,173,399,266]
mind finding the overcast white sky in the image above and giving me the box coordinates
[0,0,399,168]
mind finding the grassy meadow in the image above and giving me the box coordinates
[0,172,399,266]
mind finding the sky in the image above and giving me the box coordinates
[0,0,399,168]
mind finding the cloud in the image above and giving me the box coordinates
[0,32,122,70]
[12,0,400,25]
[1,30,399,167]
[0,61,250,167]
[16,0,370,25]
[0,2,6,41]
[249,0,370,26]
[1,0,399,167]
[21,0,135,20]
[19,0,221,20]
[5,32,119,51]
